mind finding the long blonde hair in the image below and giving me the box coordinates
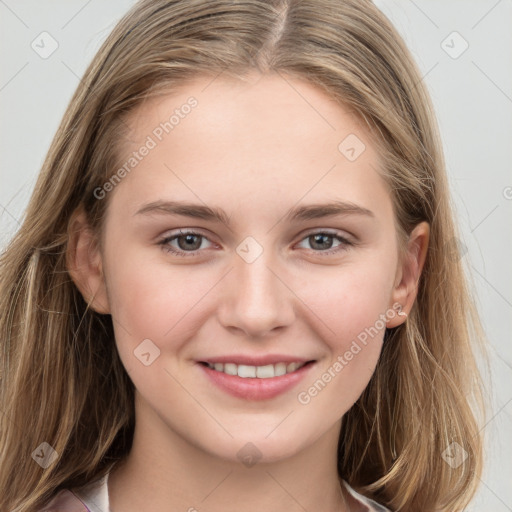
[0,1,486,510]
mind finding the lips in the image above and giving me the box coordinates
[196,355,317,401]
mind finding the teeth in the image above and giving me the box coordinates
[287,362,300,373]
[256,364,274,378]
[205,361,308,378]
[238,364,256,378]
[224,363,238,376]
[275,362,287,376]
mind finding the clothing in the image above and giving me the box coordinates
[40,472,390,511]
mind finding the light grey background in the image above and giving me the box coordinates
[1,1,511,509]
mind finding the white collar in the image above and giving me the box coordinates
[73,472,390,512]
[74,472,110,512]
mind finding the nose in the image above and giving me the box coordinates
[216,247,296,339]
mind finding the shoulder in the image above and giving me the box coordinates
[38,489,90,511]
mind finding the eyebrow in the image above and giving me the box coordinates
[134,200,374,225]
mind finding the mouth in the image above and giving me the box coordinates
[198,360,315,379]
[196,358,317,401]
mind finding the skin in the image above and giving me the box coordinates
[68,71,429,512]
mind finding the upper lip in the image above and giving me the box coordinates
[198,354,315,366]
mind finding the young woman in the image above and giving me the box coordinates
[0,1,486,511]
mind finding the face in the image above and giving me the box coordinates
[73,71,424,464]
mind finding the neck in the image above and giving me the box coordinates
[108,393,351,512]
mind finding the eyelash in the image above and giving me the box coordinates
[158,229,354,258]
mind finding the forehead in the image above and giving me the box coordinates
[124,71,371,153]
[110,72,391,221]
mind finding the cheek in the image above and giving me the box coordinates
[103,247,224,363]
[300,256,396,344]
[293,258,395,408]
[103,258,220,407]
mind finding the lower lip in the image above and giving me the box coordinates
[197,362,315,401]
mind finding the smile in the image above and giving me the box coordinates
[197,360,316,401]
[201,361,310,379]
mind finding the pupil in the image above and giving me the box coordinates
[313,234,332,249]
[179,234,200,250]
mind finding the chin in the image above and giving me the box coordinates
[200,429,310,466]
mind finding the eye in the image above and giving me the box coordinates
[158,230,214,257]
[158,229,354,258]
[296,231,353,255]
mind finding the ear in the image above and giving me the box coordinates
[386,221,429,328]
[66,207,110,314]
